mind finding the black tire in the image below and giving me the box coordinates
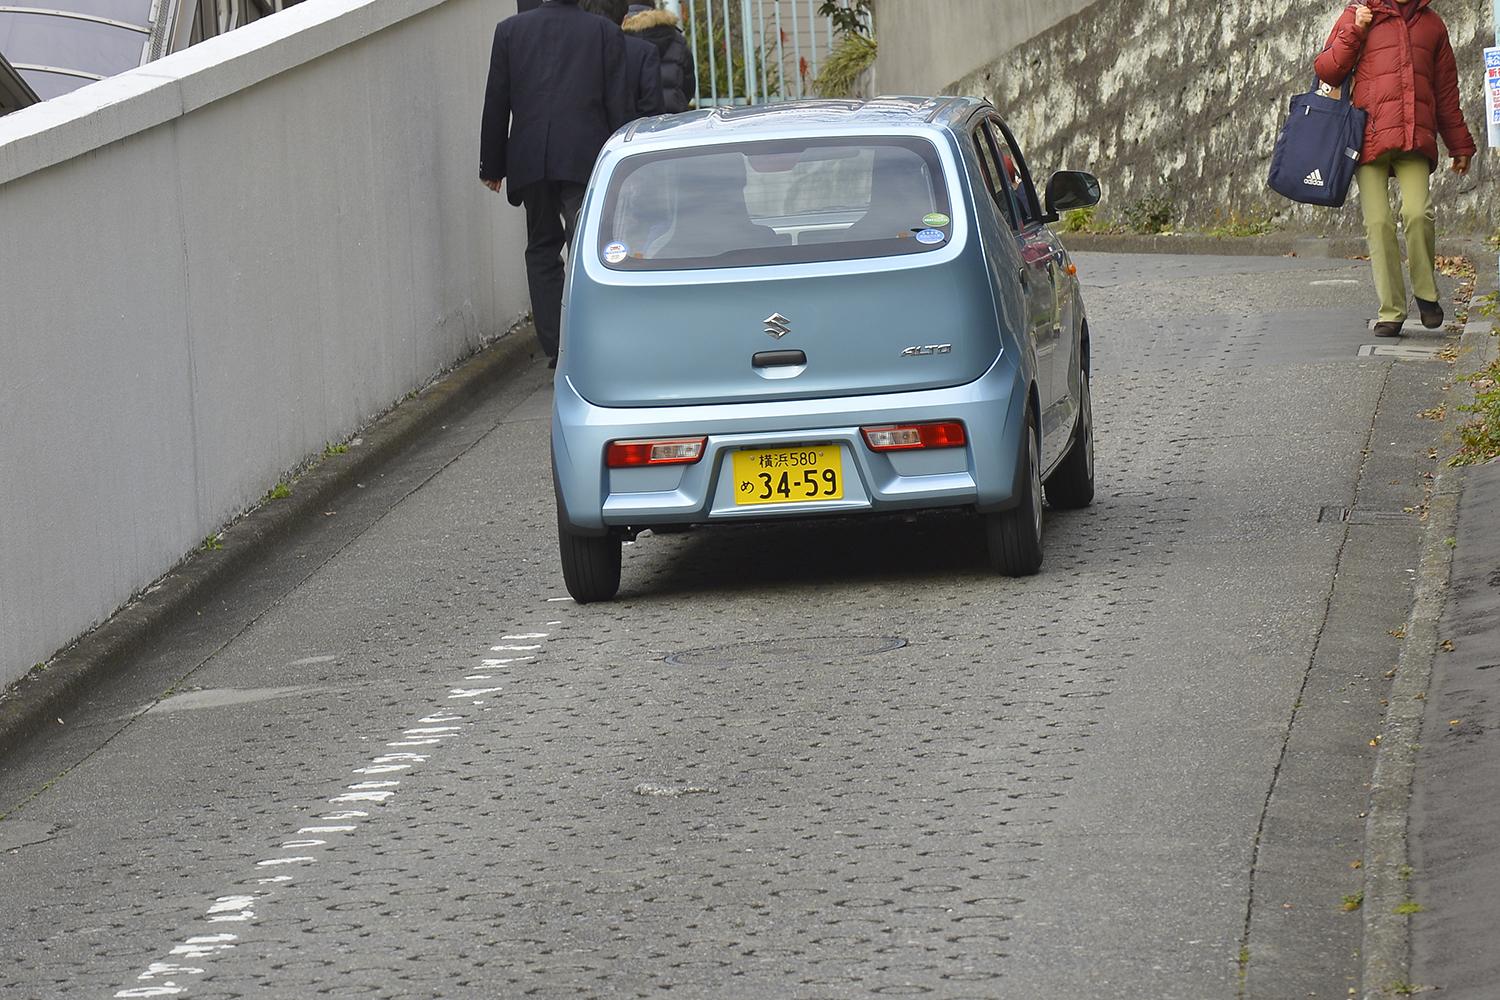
[1045,366,1095,510]
[558,522,622,603]
[985,408,1044,576]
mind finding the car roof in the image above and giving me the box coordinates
[612,96,990,150]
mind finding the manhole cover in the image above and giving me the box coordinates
[666,636,907,668]
[1318,506,1415,524]
[1356,343,1448,360]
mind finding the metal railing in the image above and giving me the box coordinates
[672,0,847,108]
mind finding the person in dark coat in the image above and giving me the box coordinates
[623,1,696,113]
[581,0,664,118]
[1315,0,1474,337]
[479,0,630,364]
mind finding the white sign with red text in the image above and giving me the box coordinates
[1487,47,1500,145]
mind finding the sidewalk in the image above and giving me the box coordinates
[1060,238,1499,997]
[1408,457,1500,997]
[1393,262,1500,998]
[1410,464,1500,1000]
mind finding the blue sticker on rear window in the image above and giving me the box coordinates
[915,228,946,245]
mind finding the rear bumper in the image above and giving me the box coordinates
[552,357,1030,534]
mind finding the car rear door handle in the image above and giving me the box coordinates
[753,350,806,368]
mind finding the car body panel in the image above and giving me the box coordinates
[564,247,1008,409]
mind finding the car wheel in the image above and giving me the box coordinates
[985,407,1044,576]
[1044,366,1095,509]
[558,521,622,603]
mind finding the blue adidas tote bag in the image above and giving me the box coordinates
[1267,75,1367,208]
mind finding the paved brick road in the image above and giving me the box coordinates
[0,253,1461,999]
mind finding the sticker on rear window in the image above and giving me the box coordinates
[922,213,951,228]
[603,242,628,264]
[915,228,946,245]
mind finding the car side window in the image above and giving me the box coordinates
[984,119,1042,228]
[969,125,1018,229]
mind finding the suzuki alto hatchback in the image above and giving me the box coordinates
[550,96,1101,602]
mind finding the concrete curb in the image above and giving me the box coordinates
[1061,232,1492,260]
[0,327,542,765]
[1061,232,1370,258]
[1360,268,1499,999]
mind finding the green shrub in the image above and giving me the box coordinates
[817,0,873,37]
[1206,214,1278,238]
[1452,330,1500,467]
[1059,207,1097,233]
[813,34,877,98]
[1122,194,1175,234]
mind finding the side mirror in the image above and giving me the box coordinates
[1043,171,1102,223]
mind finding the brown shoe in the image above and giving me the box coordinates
[1373,321,1403,338]
[1416,298,1443,329]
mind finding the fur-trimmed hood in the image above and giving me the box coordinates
[624,7,694,113]
[623,7,679,32]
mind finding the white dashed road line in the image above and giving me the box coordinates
[111,619,559,997]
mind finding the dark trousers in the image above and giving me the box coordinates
[519,180,586,360]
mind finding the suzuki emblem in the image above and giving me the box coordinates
[763,312,792,339]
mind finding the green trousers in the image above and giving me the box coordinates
[1355,151,1438,324]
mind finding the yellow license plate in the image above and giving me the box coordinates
[732,445,844,505]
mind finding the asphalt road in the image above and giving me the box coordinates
[0,252,1462,999]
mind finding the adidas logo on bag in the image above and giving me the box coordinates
[1304,169,1326,187]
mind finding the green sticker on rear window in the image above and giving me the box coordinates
[922,212,951,228]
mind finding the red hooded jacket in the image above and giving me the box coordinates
[1314,0,1475,169]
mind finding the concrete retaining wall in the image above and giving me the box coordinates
[872,0,1101,97]
[945,0,1496,234]
[0,0,531,689]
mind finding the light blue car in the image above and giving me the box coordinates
[550,96,1100,602]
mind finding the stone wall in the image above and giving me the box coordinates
[945,1,1495,234]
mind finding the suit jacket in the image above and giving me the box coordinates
[480,0,630,205]
[625,33,664,118]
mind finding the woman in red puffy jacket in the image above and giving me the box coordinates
[1315,0,1474,337]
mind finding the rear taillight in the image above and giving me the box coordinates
[605,437,708,468]
[861,421,967,451]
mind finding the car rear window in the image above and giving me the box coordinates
[597,136,954,271]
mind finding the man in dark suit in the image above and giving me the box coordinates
[625,34,664,118]
[480,0,630,365]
